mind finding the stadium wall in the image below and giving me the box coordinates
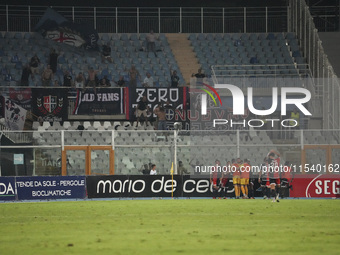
[1,175,339,201]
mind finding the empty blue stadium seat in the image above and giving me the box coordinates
[292,51,302,58]
[197,34,205,41]
[266,33,275,40]
[120,34,129,41]
[285,33,296,40]
[206,34,214,41]
[101,34,110,42]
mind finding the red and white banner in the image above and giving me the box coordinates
[46,31,85,47]
[290,174,340,198]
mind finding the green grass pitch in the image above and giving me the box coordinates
[0,199,339,255]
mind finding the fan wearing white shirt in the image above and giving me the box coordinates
[150,164,157,175]
[143,72,154,87]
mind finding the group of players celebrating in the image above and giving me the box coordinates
[210,150,293,202]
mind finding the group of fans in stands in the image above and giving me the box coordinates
[1,29,208,88]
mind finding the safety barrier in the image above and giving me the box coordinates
[1,174,338,201]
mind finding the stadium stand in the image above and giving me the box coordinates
[2,27,337,176]
[28,120,287,175]
[0,0,339,179]
[0,32,185,87]
[0,31,310,90]
[188,32,310,86]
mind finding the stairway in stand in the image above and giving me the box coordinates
[166,33,201,85]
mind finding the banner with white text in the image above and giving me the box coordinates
[73,88,124,115]
[15,176,86,200]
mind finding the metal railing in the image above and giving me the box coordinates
[309,5,339,32]
[211,64,311,78]
[288,0,340,133]
[0,5,288,33]
[1,4,338,34]
[210,64,315,98]
[0,129,339,176]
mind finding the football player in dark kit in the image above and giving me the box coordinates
[280,161,293,198]
[258,157,270,199]
[220,160,231,199]
[210,159,222,199]
[267,149,281,202]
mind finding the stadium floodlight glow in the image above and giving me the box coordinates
[201,84,312,116]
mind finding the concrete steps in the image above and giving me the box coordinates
[166,33,201,85]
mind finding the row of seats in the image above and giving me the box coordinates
[29,122,340,176]
[303,131,339,145]
[189,32,308,78]
[62,132,339,176]
[33,120,156,131]
[301,131,339,166]
[30,120,281,175]
[216,76,307,88]
[0,32,185,87]
[1,31,309,88]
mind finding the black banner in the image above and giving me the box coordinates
[86,175,263,198]
[127,87,251,130]
[87,175,285,198]
[73,88,124,115]
[182,176,219,197]
[87,175,182,198]
[128,87,188,123]
[31,88,68,122]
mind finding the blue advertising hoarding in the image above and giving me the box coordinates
[15,176,86,200]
